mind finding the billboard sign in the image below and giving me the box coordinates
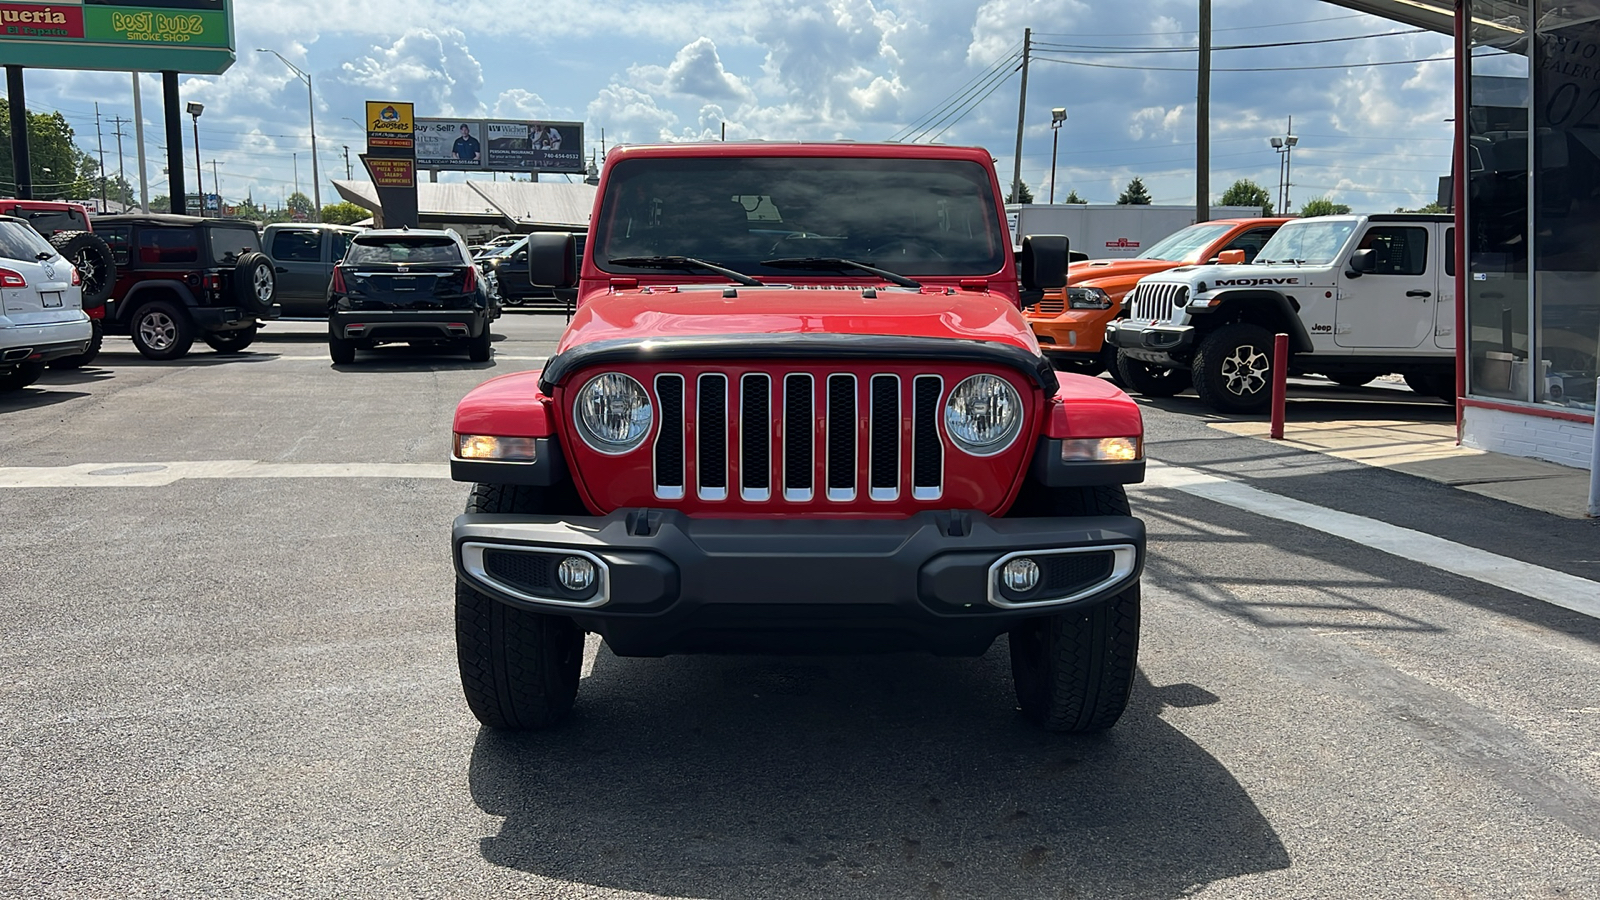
[483,120,584,174]
[366,101,415,150]
[0,0,235,74]
[363,156,416,189]
[414,118,483,169]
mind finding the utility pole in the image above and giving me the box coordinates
[95,102,108,212]
[209,159,221,211]
[342,145,351,179]
[1010,27,1032,205]
[132,72,150,212]
[293,152,300,198]
[1197,0,1211,221]
[111,116,130,211]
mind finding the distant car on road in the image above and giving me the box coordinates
[263,222,363,317]
[327,228,498,364]
[0,215,92,392]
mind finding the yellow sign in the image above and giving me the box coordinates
[365,101,415,148]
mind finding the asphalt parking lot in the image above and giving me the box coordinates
[3,313,1598,899]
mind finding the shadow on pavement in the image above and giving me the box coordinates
[0,387,88,411]
[469,651,1288,899]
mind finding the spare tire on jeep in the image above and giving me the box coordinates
[232,252,276,314]
[48,231,116,308]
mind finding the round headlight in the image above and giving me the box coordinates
[574,372,653,453]
[944,374,1023,456]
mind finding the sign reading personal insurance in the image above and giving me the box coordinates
[0,0,235,74]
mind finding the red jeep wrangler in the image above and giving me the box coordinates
[448,143,1147,732]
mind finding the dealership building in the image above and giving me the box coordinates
[1331,0,1597,471]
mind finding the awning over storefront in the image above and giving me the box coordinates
[1318,0,1455,35]
[331,179,596,232]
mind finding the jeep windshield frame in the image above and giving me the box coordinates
[593,156,1008,280]
[1255,218,1359,266]
[1134,222,1233,263]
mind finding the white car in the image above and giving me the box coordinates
[0,215,93,393]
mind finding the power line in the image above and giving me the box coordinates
[1032,12,1367,38]
[890,44,1022,142]
[1031,28,1429,54]
[1031,52,1459,73]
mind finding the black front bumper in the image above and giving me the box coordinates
[331,308,488,341]
[453,509,1144,657]
[1105,320,1195,364]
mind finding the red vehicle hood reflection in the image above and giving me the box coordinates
[556,287,1041,354]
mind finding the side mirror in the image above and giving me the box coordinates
[1217,249,1246,265]
[1019,235,1069,291]
[1346,248,1375,278]
[528,232,577,287]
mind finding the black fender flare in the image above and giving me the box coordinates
[115,281,199,321]
[1191,289,1314,354]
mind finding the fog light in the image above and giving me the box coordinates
[1002,558,1040,593]
[558,557,596,592]
[1060,436,1142,462]
[456,434,539,462]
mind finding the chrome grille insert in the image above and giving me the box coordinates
[869,375,901,502]
[783,374,814,502]
[911,375,944,501]
[697,373,728,502]
[653,374,685,501]
[740,374,772,502]
[826,374,858,502]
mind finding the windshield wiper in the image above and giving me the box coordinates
[759,257,922,289]
[608,255,763,287]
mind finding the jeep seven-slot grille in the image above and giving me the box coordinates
[1127,283,1189,325]
[651,370,947,504]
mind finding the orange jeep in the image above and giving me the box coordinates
[1026,217,1291,374]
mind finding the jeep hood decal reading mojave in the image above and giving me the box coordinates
[554,288,1040,356]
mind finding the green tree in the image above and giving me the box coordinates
[1394,201,1448,214]
[1062,189,1087,204]
[320,201,370,225]
[285,192,315,218]
[1006,181,1034,204]
[0,100,100,200]
[1299,197,1351,217]
[1220,178,1273,216]
[1117,177,1152,205]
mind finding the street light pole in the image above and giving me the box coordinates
[186,101,205,216]
[1049,107,1066,204]
[1270,116,1298,215]
[258,49,322,222]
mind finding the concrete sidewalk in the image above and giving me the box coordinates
[1209,418,1597,519]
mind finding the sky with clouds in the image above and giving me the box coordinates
[10,0,1456,214]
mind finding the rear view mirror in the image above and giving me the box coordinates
[1019,235,1069,291]
[1217,249,1246,265]
[1347,248,1375,278]
[529,232,577,287]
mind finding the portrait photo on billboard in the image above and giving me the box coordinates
[415,119,484,169]
[484,120,584,173]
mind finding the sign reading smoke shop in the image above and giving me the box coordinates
[0,0,235,74]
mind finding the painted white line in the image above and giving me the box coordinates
[1137,461,1600,621]
[0,461,450,488]
[267,355,548,363]
[579,633,603,680]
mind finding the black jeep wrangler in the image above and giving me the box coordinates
[93,215,281,360]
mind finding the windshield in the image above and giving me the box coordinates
[346,236,464,266]
[594,156,1007,278]
[207,226,262,263]
[1135,223,1233,263]
[0,220,58,262]
[1255,219,1358,265]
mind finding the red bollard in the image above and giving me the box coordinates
[1269,332,1289,440]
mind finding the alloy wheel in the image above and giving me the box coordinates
[1220,342,1270,397]
[138,311,178,351]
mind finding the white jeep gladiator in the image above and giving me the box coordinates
[1104,213,1457,413]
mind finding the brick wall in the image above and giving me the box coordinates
[1462,406,1595,471]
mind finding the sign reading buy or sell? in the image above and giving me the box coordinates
[0,0,235,74]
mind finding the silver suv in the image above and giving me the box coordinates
[0,216,92,393]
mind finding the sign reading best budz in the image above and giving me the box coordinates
[0,0,235,74]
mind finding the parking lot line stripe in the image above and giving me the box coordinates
[1138,462,1600,621]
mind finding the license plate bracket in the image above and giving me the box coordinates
[42,291,63,308]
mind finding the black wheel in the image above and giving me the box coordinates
[1404,372,1456,403]
[467,327,492,363]
[232,252,276,314]
[0,360,46,393]
[203,326,257,354]
[1191,323,1276,414]
[328,331,357,365]
[130,300,195,360]
[1114,351,1191,398]
[1327,372,1381,388]
[1101,346,1128,389]
[456,482,585,730]
[49,318,103,369]
[1010,584,1141,733]
[49,231,115,308]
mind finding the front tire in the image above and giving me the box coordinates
[130,301,195,361]
[0,360,46,393]
[1191,323,1275,414]
[1115,351,1191,398]
[1404,372,1455,403]
[1010,585,1141,733]
[203,326,257,354]
[457,482,585,730]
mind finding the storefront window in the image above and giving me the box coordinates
[1467,0,1532,401]
[1533,1,1600,411]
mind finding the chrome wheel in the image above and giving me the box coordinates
[1219,342,1270,398]
[138,311,179,351]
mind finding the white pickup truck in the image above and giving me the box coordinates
[1104,213,1456,413]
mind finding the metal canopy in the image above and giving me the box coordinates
[1317,0,1456,35]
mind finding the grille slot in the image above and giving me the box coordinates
[698,374,728,501]
[1026,296,1066,317]
[1044,552,1115,593]
[741,374,771,501]
[912,376,943,500]
[869,375,900,501]
[1128,283,1189,324]
[483,549,551,592]
[784,374,814,501]
[654,375,685,500]
[826,374,857,501]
